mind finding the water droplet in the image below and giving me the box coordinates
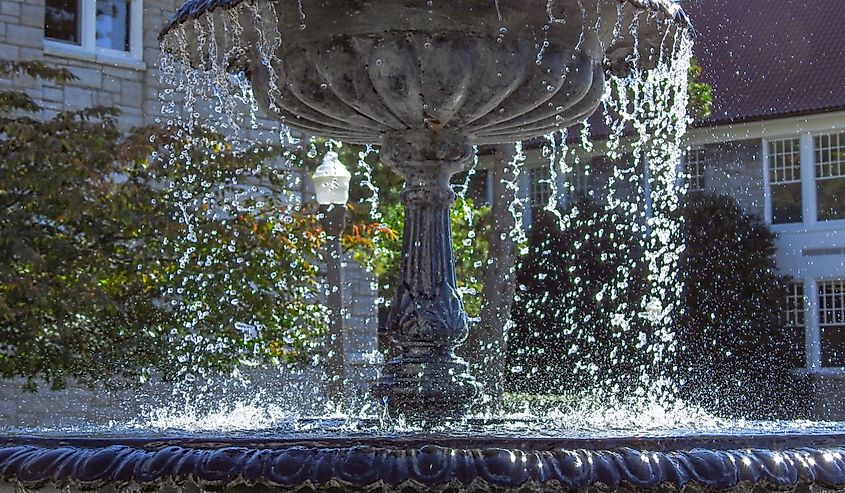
[375,59,383,67]
[320,83,328,89]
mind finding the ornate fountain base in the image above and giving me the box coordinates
[372,131,482,418]
[4,433,845,492]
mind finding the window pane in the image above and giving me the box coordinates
[769,138,801,183]
[685,148,705,192]
[96,0,132,52]
[45,0,80,44]
[817,177,845,221]
[771,182,802,224]
[822,326,845,367]
[529,166,552,211]
[815,133,845,221]
[820,279,845,367]
[782,281,805,368]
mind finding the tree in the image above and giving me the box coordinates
[0,62,327,389]
[506,199,650,397]
[688,58,713,119]
[674,194,808,418]
[506,194,805,418]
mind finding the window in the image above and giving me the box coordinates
[767,138,803,224]
[45,0,80,44]
[45,0,141,57]
[815,132,845,222]
[819,279,845,367]
[685,147,705,193]
[782,281,806,368]
[528,166,552,211]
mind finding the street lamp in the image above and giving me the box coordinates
[312,150,351,406]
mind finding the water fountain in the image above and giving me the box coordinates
[3,0,845,491]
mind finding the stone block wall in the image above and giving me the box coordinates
[0,0,170,126]
[341,259,381,389]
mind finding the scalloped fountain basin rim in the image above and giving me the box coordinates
[4,433,845,491]
[158,0,690,37]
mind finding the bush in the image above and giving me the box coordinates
[506,194,806,418]
[674,194,808,418]
[507,199,651,396]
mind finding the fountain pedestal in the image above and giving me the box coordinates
[373,131,481,416]
[157,0,686,419]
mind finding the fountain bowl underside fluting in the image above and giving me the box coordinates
[3,431,845,492]
[160,0,687,145]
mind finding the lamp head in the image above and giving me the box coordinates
[312,150,351,205]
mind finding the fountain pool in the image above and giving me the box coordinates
[3,0,845,491]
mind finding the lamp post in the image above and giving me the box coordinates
[312,150,352,406]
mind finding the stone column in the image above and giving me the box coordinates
[372,131,482,418]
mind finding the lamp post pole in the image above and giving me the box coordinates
[319,203,347,403]
[312,151,352,406]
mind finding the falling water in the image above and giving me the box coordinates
[138,0,725,430]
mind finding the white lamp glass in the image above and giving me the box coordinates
[312,150,352,205]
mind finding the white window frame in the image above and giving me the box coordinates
[762,132,845,234]
[44,0,145,69]
[813,131,845,223]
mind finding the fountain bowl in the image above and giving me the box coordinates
[3,431,845,492]
[160,0,688,145]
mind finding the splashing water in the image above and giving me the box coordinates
[90,0,766,434]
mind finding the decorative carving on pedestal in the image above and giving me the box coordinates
[372,131,481,417]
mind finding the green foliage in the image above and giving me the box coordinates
[674,194,806,418]
[300,140,491,319]
[0,63,326,389]
[507,195,803,418]
[349,198,489,318]
[688,58,713,119]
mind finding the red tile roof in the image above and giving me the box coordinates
[684,0,845,126]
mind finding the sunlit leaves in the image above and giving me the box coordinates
[0,65,326,389]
